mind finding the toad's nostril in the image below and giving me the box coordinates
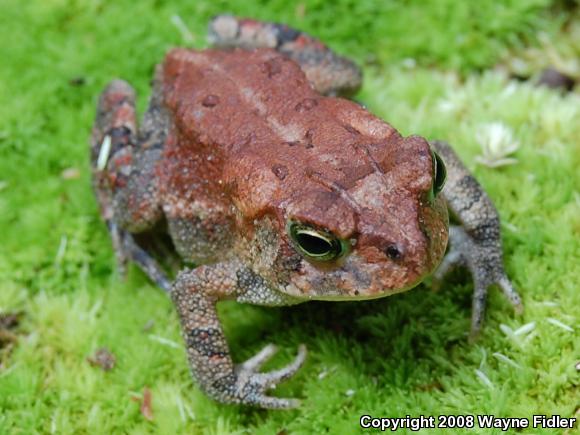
[384,244,402,260]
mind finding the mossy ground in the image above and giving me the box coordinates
[0,1,578,434]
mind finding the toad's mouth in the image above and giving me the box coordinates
[282,259,435,301]
[301,281,423,301]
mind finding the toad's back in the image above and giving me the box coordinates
[159,48,428,220]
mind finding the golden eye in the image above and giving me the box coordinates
[288,222,345,261]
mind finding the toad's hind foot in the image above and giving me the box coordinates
[233,343,307,409]
[433,225,523,341]
[208,15,362,97]
[121,232,172,292]
[103,221,172,293]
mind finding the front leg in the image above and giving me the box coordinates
[431,141,523,339]
[172,262,306,409]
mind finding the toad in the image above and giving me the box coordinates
[91,16,523,408]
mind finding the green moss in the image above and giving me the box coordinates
[0,0,578,433]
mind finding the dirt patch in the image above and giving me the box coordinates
[0,311,24,367]
[87,347,117,371]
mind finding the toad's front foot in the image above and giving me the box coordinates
[224,343,307,408]
[430,140,523,340]
[172,265,306,409]
[433,225,523,340]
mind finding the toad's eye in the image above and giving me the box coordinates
[288,222,345,261]
[432,150,447,197]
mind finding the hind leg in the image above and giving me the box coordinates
[208,15,362,97]
[91,73,171,291]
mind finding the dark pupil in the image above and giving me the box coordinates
[296,233,332,255]
[433,151,447,195]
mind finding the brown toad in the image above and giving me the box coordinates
[91,16,523,408]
